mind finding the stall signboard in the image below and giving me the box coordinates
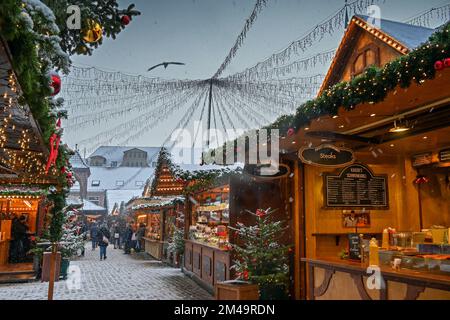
[298,144,355,168]
[348,233,361,261]
[412,152,433,167]
[324,164,388,209]
[243,163,290,180]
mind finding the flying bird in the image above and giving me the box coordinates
[147,62,185,72]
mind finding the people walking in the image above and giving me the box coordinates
[90,223,98,250]
[97,225,110,260]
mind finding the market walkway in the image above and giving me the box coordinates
[0,244,212,300]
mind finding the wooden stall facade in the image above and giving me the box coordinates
[183,173,290,294]
[0,38,56,282]
[279,16,450,299]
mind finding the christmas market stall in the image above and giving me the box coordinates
[0,37,66,281]
[268,16,450,299]
[181,161,292,297]
[130,196,184,263]
[127,148,186,264]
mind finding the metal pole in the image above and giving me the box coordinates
[47,242,57,300]
[206,79,213,149]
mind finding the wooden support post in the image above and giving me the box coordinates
[47,242,57,300]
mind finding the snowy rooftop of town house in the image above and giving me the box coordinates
[86,166,155,192]
[356,15,436,50]
[69,150,89,169]
[88,146,160,166]
[66,196,107,212]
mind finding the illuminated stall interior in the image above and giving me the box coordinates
[0,38,55,280]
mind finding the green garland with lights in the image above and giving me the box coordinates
[265,22,450,135]
[0,185,48,197]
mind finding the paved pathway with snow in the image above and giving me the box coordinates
[0,244,212,300]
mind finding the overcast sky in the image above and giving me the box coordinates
[66,0,448,153]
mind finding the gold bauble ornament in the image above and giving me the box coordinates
[82,20,103,43]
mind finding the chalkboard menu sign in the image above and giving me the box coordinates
[439,148,450,163]
[324,164,388,209]
[348,233,361,261]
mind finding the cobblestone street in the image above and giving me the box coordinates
[0,245,212,300]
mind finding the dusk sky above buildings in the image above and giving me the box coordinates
[65,0,448,152]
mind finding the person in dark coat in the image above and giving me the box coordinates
[97,225,110,260]
[123,223,133,254]
[90,223,98,250]
[10,215,29,263]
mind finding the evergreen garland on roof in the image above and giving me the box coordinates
[265,22,450,135]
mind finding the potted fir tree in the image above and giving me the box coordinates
[230,208,290,300]
[58,211,85,279]
[168,227,185,268]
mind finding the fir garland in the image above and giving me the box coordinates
[265,22,450,135]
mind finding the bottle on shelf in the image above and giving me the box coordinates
[369,238,379,266]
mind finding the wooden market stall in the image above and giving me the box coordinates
[131,196,184,262]
[128,148,186,263]
[275,16,450,300]
[0,38,56,282]
[183,171,290,294]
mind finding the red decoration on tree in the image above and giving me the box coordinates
[256,209,266,217]
[434,60,444,71]
[50,74,61,96]
[287,128,295,137]
[45,119,62,174]
[444,58,450,68]
[121,15,131,25]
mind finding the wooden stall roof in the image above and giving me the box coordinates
[131,196,184,213]
[0,37,55,186]
[318,15,436,95]
[280,14,450,159]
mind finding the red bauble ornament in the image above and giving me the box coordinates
[444,58,450,68]
[434,60,444,71]
[121,15,131,25]
[50,74,61,96]
[256,209,266,217]
[287,128,295,137]
[61,166,66,174]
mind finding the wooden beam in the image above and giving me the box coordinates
[306,131,378,144]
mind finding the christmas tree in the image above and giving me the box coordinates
[168,227,185,256]
[43,0,141,55]
[230,208,290,298]
[59,210,85,258]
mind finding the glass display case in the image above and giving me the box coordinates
[146,213,161,240]
[189,187,230,249]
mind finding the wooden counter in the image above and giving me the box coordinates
[302,257,450,300]
[143,238,165,260]
[184,240,231,292]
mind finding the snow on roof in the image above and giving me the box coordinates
[87,166,155,191]
[66,196,106,212]
[131,196,185,210]
[88,146,160,166]
[176,162,243,173]
[356,15,436,50]
[69,150,89,169]
[106,189,143,214]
